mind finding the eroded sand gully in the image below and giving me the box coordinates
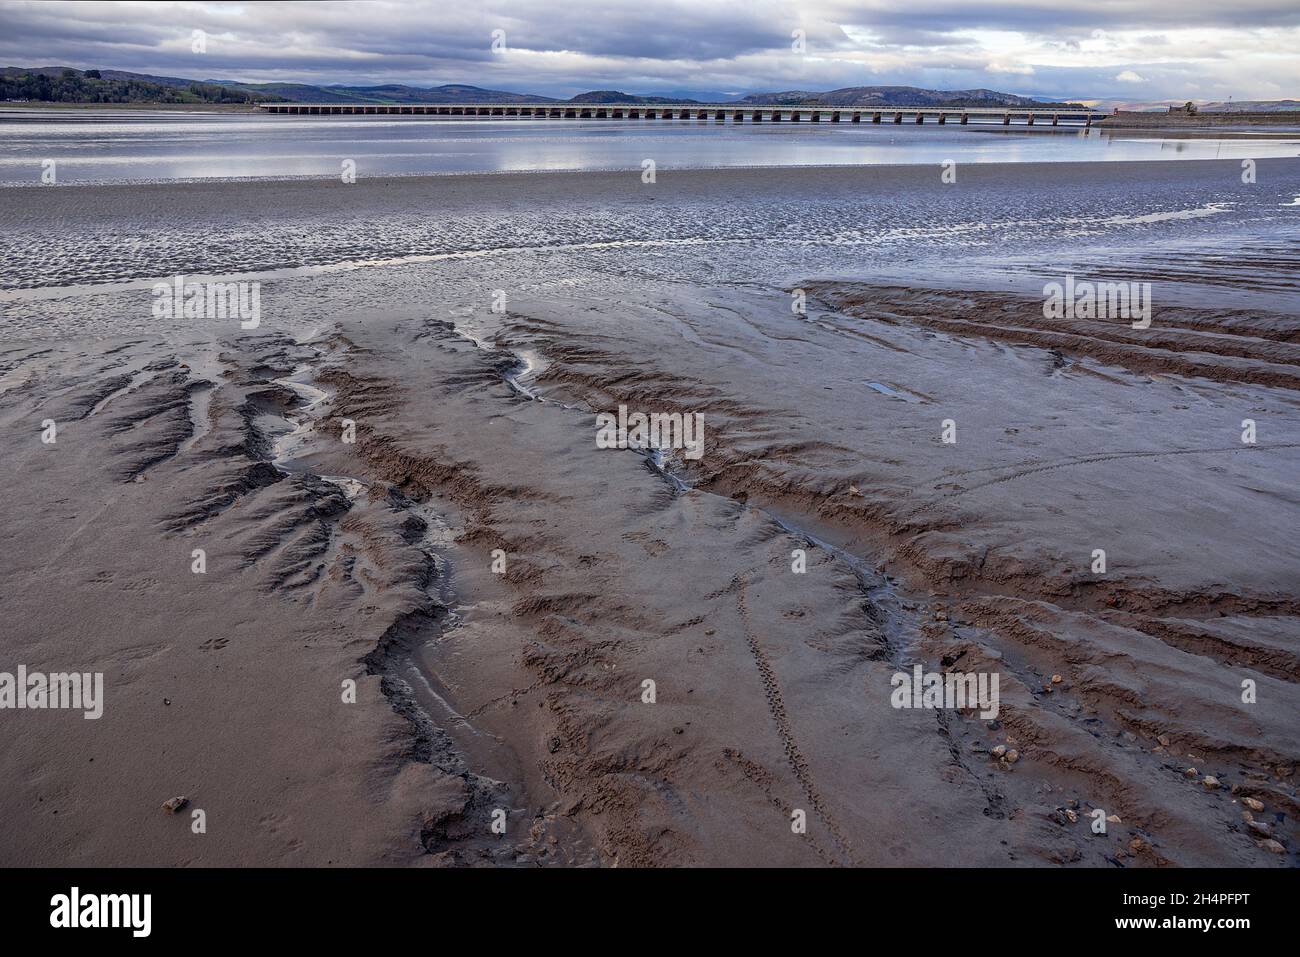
[1,163,1298,867]
[6,274,1295,868]
[469,283,1300,865]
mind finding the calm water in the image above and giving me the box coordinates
[2,110,1299,185]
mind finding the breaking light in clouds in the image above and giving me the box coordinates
[0,0,1296,102]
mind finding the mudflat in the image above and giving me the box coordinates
[1,159,1297,866]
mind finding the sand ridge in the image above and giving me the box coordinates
[1,160,1297,867]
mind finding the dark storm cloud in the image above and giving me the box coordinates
[821,0,1300,34]
[0,1,1295,100]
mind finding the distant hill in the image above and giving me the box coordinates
[739,86,1080,108]
[217,82,365,105]
[1200,99,1300,113]
[568,90,700,104]
[0,68,558,105]
[1089,98,1300,113]
[1,69,724,106]
[4,67,1087,110]
[279,83,559,105]
[653,89,741,103]
[0,66,274,104]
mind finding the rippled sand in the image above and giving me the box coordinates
[1,160,1298,866]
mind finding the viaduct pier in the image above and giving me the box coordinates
[257,102,1100,127]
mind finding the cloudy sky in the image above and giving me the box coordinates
[2,0,1297,102]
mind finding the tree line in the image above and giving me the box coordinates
[1,69,282,104]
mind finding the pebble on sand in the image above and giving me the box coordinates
[1257,839,1285,855]
[1202,775,1220,790]
[1241,797,1265,812]
[162,796,189,814]
[991,745,1007,758]
[1050,674,1063,684]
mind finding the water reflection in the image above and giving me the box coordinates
[0,111,1297,185]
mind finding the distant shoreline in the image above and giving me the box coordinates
[1100,109,1300,129]
[0,101,260,112]
[7,102,1300,129]
[2,145,1297,867]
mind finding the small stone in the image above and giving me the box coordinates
[673,726,684,735]
[1202,775,1220,790]
[1242,797,1265,812]
[1050,847,1083,864]
[162,796,189,814]
[1107,814,1122,824]
[934,610,948,622]
[1004,749,1020,764]
[1246,820,1272,838]
[1065,809,1078,823]
[1157,734,1171,747]
[1051,674,1063,684]
[1242,811,1254,822]
[1184,767,1199,778]
[1257,839,1285,855]
[991,745,1007,758]
[163,698,171,706]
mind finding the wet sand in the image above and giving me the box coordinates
[1,160,1297,866]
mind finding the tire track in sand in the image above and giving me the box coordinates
[909,442,1300,514]
[734,574,856,864]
